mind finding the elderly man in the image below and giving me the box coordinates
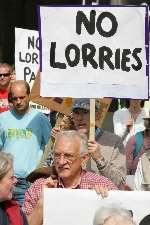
[0,63,13,112]
[0,80,51,205]
[49,98,126,188]
[93,206,135,225]
[23,130,117,225]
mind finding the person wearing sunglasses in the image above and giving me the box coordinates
[0,63,13,113]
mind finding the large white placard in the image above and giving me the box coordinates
[39,6,148,99]
[44,189,150,225]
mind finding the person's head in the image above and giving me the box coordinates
[0,152,17,202]
[53,130,89,183]
[8,80,30,115]
[125,99,144,109]
[72,98,100,135]
[59,114,75,130]
[139,214,150,225]
[93,206,135,225]
[0,63,13,90]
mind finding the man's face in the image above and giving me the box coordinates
[0,66,11,89]
[129,100,141,109]
[11,84,30,115]
[72,108,90,135]
[0,167,17,202]
[54,136,86,181]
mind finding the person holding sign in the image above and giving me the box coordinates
[50,99,126,188]
[0,80,51,206]
[23,130,117,225]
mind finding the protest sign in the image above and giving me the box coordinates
[15,27,39,86]
[15,27,50,114]
[30,72,73,115]
[38,6,149,99]
[30,74,110,127]
[44,189,150,225]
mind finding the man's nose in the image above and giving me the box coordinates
[16,98,21,104]
[58,155,66,165]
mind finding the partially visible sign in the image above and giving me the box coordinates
[15,27,39,86]
[30,72,73,115]
[96,98,112,128]
[44,189,150,225]
[15,27,50,114]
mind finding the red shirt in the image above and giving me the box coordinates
[0,89,9,113]
[23,170,117,215]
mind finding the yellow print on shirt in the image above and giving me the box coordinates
[8,128,32,139]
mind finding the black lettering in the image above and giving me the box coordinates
[36,38,40,50]
[76,10,96,35]
[24,67,31,81]
[132,48,142,71]
[96,12,118,37]
[19,52,25,62]
[115,48,121,69]
[25,53,31,63]
[65,44,80,67]
[82,43,98,69]
[32,53,39,64]
[50,42,66,69]
[121,49,131,72]
[99,46,114,69]
[29,72,36,83]
[28,36,35,49]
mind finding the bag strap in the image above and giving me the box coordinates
[133,131,144,159]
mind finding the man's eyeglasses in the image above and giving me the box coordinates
[0,73,11,78]
[53,153,80,162]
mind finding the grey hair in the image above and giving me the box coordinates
[93,206,135,225]
[54,130,88,155]
[0,152,13,180]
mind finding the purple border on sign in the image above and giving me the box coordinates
[37,4,149,99]
[37,5,43,72]
[145,5,149,97]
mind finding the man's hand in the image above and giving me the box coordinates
[88,140,103,162]
[94,186,108,198]
[125,119,133,131]
[51,127,61,139]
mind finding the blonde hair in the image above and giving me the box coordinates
[0,152,13,180]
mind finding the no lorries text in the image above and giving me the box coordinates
[50,10,142,72]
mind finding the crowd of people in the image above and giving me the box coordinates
[0,62,150,225]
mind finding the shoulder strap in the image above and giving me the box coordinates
[133,131,144,159]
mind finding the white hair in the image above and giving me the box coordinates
[93,206,135,225]
[54,130,88,155]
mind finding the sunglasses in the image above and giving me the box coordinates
[0,73,11,78]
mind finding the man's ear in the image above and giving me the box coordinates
[81,153,89,168]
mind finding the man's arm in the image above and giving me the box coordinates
[88,137,126,188]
